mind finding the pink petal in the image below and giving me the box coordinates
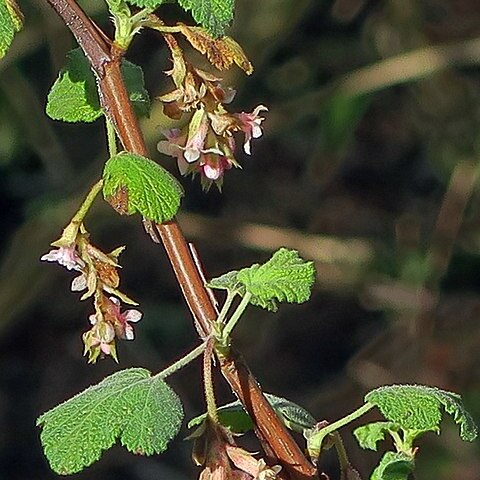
[123,309,142,323]
[124,324,135,340]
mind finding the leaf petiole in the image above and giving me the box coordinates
[51,179,104,247]
[221,291,252,342]
[216,290,236,325]
[156,342,207,379]
[307,402,374,460]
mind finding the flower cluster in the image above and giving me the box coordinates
[41,224,141,363]
[157,37,267,190]
[191,420,281,480]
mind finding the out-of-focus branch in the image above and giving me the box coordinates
[274,36,480,128]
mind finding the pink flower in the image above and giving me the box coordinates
[199,154,233,181]
[40,245,85,271]
[183,109,210,163]
[105,296,142,340]
[234,105,268,155]
[157,128,190,174]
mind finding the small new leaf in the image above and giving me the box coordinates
[46,49,150,123]
[0,0,23,59]
[188,393,316,435]
[371,451,415,480]
[36,368,183,474]
[236,248,316,312]
[365,385,478,442]
[354,422,399,451]
[103,152,184,223]
[177,0,234,37]
[207,270,243,293]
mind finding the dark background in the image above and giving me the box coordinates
[0,0,479,479]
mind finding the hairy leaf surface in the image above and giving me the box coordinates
[177,0,234,37]
[46,49,150,122]
[127,0,169,8]
[236,248,316,311]
[37,368,183,474]
[0,0,22,59]
[365,385,478,441]
[103,152,183,223]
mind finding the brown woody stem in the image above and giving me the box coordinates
[45,1,316,478]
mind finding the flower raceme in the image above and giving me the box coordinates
[41,225,141,362]
[157,37,267,190]
[83,295,142,363]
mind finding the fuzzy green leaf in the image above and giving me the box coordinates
[103,152,183,223]
[366,385,478,442]
[37,368,183,474]
[0,0,22,59]
[371,452,415,480]
[46,48,102,123]
[177,0,234,37]
[354,422,399,451]
[127,0,168,6]
[122,61,151,118]
[188,393,316,435]
[236,248,316,312]
[46,49,150,123]
[207,270,243,292]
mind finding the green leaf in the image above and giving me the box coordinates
[236,248,316,312]
[354,422,399,451]
[207,270,243,293]
[37,368,183,475]
[46,48,150,123]
[103,152,184,223]
[370,452,415,480]
[122,61,151,118]
[46,48,102,123]
[365,385,478,442]
[188,393,316,435]
[177,0,234,37]
[127,0,169,6]
[0,0,23,60]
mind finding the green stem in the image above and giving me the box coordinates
[51,179,104,247]
[307,402,374,460]
[216,290,236,325]
[106,118,118,157]
[221,292,252,341]
[156,342,206,379]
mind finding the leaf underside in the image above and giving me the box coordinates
[371,451,415,480]
[188,393,316,434]
[37,368,183,475]
[366,384,478,442]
